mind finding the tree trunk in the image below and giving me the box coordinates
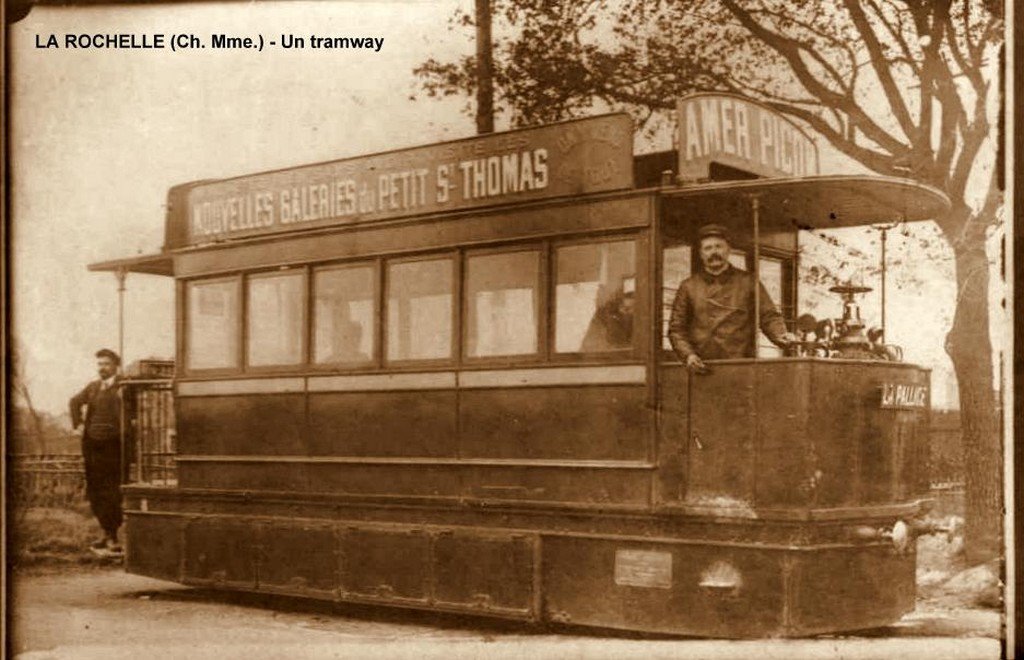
[942,208,1003,564]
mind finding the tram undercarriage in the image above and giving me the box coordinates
[124,495,919,638]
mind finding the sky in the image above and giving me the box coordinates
[11,1,475,413]
[9,1,1003,414]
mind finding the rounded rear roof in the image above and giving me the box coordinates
[664,175,950,231]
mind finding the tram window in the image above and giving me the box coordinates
[247,271,305,367]
[386,257,453,362]
[186,279,240,370]
[758,257,784,358]
[465,250,540,358]
[313,264,376,365]
[661,244,692,350]
[555,240,636,353]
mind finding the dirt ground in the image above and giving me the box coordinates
[6,507,1005,659]
[8,566,1002,660]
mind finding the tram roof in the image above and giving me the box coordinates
[87,174,949,276]
[88,252,174,277]
[663,174,950,231]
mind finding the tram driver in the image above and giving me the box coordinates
[668,223,797,373]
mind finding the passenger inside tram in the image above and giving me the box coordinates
[581,278,635,352]
[325,305,370,363]
[556,240,636,353]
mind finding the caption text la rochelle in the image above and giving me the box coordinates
[34,33,385,52]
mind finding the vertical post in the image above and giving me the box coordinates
[475,0,495,135]
[138,389,147,484]
[115,267,129,484]
[873,222,898,340]
[116,267,127,362]
[880,227,887,337]
[751,196,761,359]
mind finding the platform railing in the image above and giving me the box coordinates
[124,379,177,486]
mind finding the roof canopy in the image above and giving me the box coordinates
[663,175,950,235]
[88,252,173,277]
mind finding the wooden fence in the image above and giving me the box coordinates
[10,454,87,508]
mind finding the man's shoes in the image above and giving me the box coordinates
[89,537,107,551]
[89,536,124,559]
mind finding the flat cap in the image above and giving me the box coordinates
[697,223,731,243]
[95,348,121,365]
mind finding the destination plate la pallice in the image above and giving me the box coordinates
[178,114,635,247]
[879,382,929,410]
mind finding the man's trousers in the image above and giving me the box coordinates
[82,437,123,538]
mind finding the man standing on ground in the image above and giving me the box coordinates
[668,224,797,373]
[70,348,129,557]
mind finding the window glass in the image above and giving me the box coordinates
[555,240,636,353]
[314,265,375,365]
[247,272,304,366]
[662,244,692,350]
[466,251,539,358]
[729,250,747,270]
[187,279,240,370]
[387,258,453,361]
[758,257,784,357]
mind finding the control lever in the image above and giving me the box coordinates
[784,340,829,358]
[786,314,830,357]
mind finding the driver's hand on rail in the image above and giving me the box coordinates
[685,354,708,374]
[779,332,799,346]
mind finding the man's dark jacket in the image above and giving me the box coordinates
[668,264,789,360]
[70,377,128,439]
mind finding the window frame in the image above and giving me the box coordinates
[309,259,381,371]
[549,233,642,364]
[243,266,309,373]
[659,240,693,353]
[183,274,244,376]
[753,247,796,346]
[383,250,459,368]
[461,244,547,366]
[750,247,796,324]
[178,230,654,377]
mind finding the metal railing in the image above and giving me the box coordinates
[124,379,177,485]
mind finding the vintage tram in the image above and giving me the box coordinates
[97,95,950,637]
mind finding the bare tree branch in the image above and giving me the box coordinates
[942,14,986,94]
[865,0,922,76]
[948,84,991,198]
[933,86,961,183]
[747,7,856,92]
[721,75,828,109]
[721,0,911,157]
[841,0,918,143]
[758,99,901,174]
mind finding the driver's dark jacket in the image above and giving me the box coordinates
[668,264,788,360]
